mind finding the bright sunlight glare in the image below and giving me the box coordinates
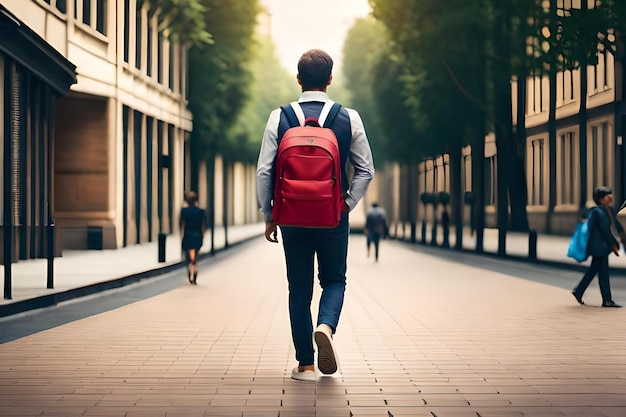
[260,0,372,75]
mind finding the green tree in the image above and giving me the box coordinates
[227,34,300,163]
[370,0,489,251]
[187,0,260,162]
[150,0,213,45]
[342,17,388,162]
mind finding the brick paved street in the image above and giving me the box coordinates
[1,235,626,416]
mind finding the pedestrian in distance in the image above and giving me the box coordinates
[179,191,207,285]
[365,202,388,261]
[572,186,625,307]
[256,49,375,382]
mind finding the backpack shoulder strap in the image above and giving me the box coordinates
[314,101,341,128]
[280,103,301,128]
[321,102,342,128]
[281,101,342,128]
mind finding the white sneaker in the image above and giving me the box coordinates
[314,324,337,375]
[291,367,317,382]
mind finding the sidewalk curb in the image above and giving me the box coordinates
[394,237,626,277]
[0,235,262,319]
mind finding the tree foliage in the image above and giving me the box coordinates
[187,0,260,160]
[149,0,213,45]
[342,17,394,162]
[227,34,300,163]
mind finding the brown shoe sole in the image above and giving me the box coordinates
[314,330,337,375]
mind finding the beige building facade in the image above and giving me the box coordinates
[2,0,191,251]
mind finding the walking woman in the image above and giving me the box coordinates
[180,191,207,285]
[572,186,625,307]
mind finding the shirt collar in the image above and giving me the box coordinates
[298,91,330,102]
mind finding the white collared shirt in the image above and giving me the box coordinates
[256,91,375,223]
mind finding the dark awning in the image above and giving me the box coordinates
[0,4,76,95]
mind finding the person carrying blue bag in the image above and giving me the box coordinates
[571,186,626,307]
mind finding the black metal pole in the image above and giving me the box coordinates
[3,223,11,299]
[46,215,54,288]
[3,61,12,300]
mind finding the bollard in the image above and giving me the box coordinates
[47,220,55,289]
[3,224,12,300]
[158,232,166,262]
[528,229,537,261]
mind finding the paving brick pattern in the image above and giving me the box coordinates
[1,236,626,416]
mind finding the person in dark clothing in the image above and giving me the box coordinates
[572,186,625,307]
[179,191,207,285]
[365,202,388,261]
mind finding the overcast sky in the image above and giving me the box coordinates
[259,0,372,75]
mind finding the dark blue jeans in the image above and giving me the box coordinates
[367,232,382,260]
[575,255,612,302]
[280,212,349,366]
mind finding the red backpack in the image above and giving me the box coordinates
[272,101,343,228]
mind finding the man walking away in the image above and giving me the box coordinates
[256,49,375,382]
[365,202,388,261]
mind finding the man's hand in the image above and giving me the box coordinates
[613,245,620,256]
[265,222,278,243]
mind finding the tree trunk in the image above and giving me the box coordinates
[492,9,513,255]
[578,1,589,210]
[509,71,530,231]
[546,0,558,234]
[511,39,530,232]
[472,130,485,253]
[547,67,557,234]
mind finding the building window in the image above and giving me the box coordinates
[180,48,186,98]
[157,31,164,84]
[591,123,610,192]
[462,154,471,192]
[75,0,106,34]
[96,0,106,34]
[558,131,577,205]
[168,41,174,90]
[147,12,153,77]
[42,0,67,13]
[123,0,130,63]
[603,51,609,88]
[530,139,545,206]
[82,0,91,25]
[485,156,497,206]
[135,3,142,70]
[560,69,574,103]
[528,73,544,114]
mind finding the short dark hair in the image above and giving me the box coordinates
[297,49,333,90]
[184,190,198,205]
[593,186,612,204]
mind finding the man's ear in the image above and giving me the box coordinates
[297,74,302,86]
[327,74,333,86]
